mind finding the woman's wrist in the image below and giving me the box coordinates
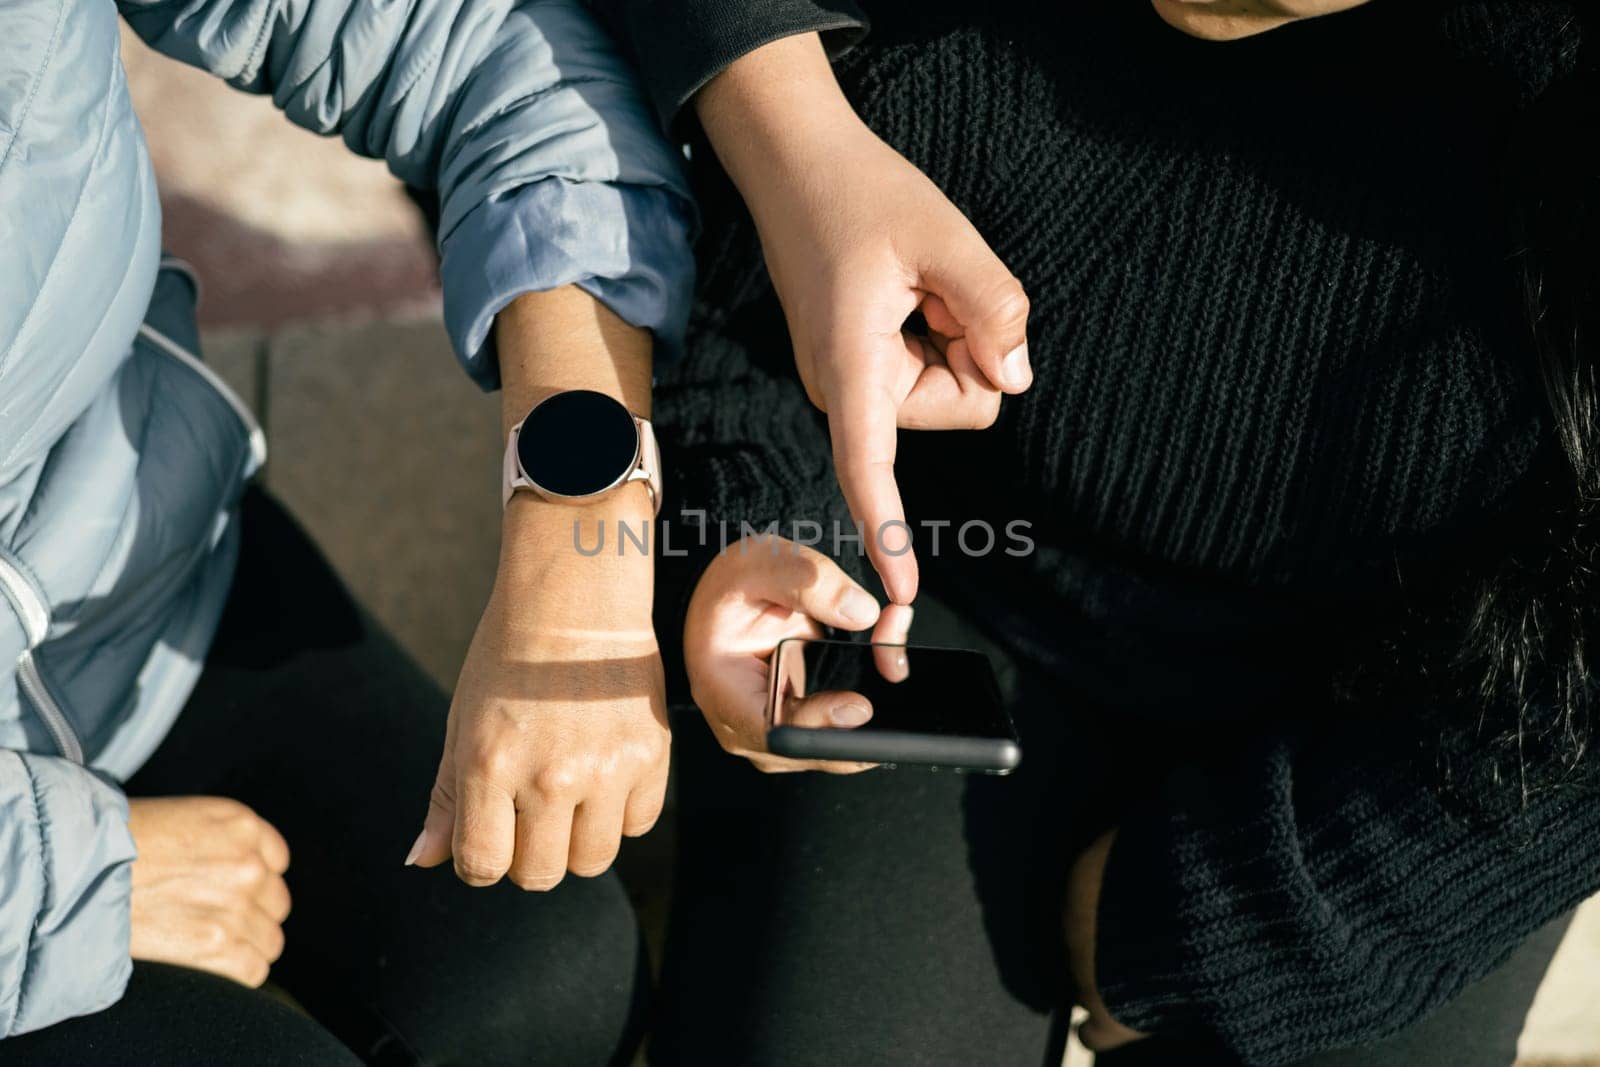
[491,285,656,618]
[494,492,655,631]
[499,456,655,575]
[494,286,653,437]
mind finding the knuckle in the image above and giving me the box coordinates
[623,732,668,772]
[468,745,518,783]
[235,811,269,836]
[201,919,232,952]
[228,856,268,885]
[986,279,1030,327]
[204,796,250,819]
[213,798,262,834]
[532,762,582,798]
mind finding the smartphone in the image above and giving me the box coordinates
[765,638,1022,773]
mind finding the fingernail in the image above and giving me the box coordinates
[840,589,879,626]
[895,606,915,643]
[1002,343,1032,390]
[404,830,427,867]
[830,702,872,727]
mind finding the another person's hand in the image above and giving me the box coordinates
[684,536,913,773]
[1066,829,1149,1052]
[695,33,1033,606]
[407,502,670,890]
[128,796,292,988]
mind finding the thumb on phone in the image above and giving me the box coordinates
[742,538,885,632]
[781,689,875,729]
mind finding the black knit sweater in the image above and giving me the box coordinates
[623,1,1600,1062]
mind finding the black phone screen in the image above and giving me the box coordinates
[769,639,1015,740]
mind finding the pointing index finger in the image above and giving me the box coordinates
[828,378,919,605]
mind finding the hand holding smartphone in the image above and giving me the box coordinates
[766,638,1022,774]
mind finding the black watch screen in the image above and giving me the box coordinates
[516,390,639,498]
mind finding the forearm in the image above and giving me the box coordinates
[692,33,864,202]
[409,284,668,882]
[496,285,652,432]
[493,287,654,618]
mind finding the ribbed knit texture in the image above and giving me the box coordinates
[651,1,1600,1063]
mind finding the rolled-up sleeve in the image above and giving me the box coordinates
[119,0,696,384]
[442,177,693,388]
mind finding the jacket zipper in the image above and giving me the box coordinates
[0,294,252,769]
[16,654,82,764]
[136,323,267,470]
[0,553,82,763]
[0,303,257,768]
[0,553,48,645]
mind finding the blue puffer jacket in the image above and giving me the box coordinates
[0,0,692,1036]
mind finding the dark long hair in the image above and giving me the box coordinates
[1439,16,1598,808]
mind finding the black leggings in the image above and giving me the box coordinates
[8,491,647,1066]
[649,591,1572,1067]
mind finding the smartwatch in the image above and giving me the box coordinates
[503,390,662,515]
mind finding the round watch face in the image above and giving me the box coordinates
[516,390,640,499]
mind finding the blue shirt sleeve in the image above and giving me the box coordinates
[120,0,697,385]
[441,176,696,391]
